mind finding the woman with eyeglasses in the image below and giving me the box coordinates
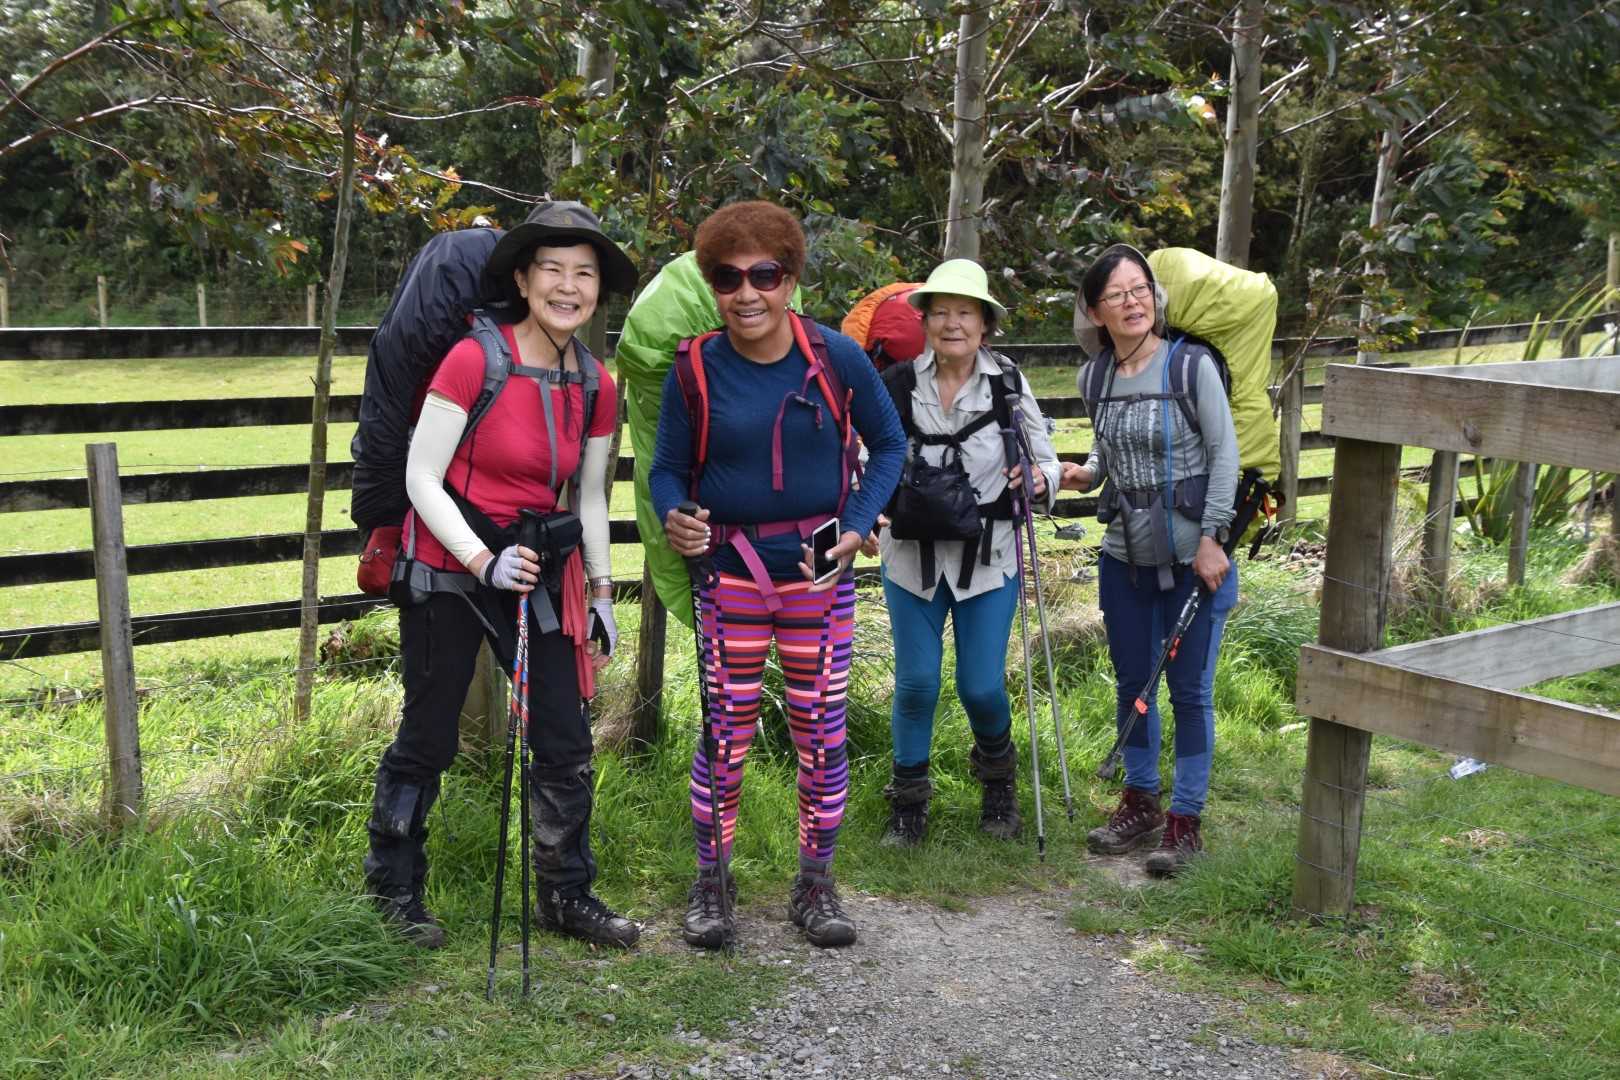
[650,201,906,950]
[1059,243,1239,877]
[866,259,1060,849]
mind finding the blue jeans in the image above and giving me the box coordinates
[1098,553,1237,817]
[883,570,1021,768]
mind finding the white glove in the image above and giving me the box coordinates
[587,597,618,656]
[482,545,535,592]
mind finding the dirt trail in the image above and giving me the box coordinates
[575,878,1338,1080]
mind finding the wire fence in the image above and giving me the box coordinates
[0,279,397,329]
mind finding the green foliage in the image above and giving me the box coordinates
[1464,284,1619,541]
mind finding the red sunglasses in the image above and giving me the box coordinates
[710,260,787,294]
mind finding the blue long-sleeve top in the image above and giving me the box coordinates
[650,321,906,581]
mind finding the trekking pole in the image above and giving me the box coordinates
[516,510,543,997]
[1096,585,1202,781]
[486,630,520,1000]
[678,500,734,951]
[1096,473,1271,781]
[1011,516,1047,860]
[1001,444,1048,860]
[485,512,541,1001]
[1011,414,1074,820]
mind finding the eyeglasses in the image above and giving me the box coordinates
[1097,282,1154,308]
[710,260,787,294]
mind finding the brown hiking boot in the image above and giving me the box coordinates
[1086,786,1164,855]
[880,774,932,848]
[970,745,1021,841]
[1145,811,1203,878]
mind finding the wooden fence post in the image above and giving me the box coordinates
[1421,450,1458,614]
[86,442,143,828]
[97,275,109,328]
[630,565,668,749]
[307,283,318,326]
[197,283,208,328]
[1277,360,1303,528]
[1293,436,1400,920]
[0,278,9,328]
[1507,461,1536,586]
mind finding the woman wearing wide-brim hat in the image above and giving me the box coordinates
[363,201,642,951]
[867,258,1060,848]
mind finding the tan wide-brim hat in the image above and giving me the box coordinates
[907,258,1009,323]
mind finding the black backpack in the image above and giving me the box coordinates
[349,227,599,534]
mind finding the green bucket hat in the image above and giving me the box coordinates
[907,258,1008,323]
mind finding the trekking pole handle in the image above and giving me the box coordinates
[676,500,716,588]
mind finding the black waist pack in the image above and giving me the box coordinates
[887,445,983,543]
[387,507,583,610]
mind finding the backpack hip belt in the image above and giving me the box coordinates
[705,515,836,612]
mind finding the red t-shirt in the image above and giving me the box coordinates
[406,324,618,571]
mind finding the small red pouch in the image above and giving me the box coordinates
[357,525,403,596]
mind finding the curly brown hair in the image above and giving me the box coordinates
[694,201,806,281]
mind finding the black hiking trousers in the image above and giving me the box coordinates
[374,585,598,896]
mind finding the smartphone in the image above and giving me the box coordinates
[809,517,842,584]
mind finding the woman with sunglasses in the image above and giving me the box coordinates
[650,201,906,950]
[1059,243,1239,877]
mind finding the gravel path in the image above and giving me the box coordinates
[574,879,1330,1080]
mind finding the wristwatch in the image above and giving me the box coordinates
[1201,525,1230,545]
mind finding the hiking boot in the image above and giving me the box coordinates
[536,888,640,949]
[788,868,857,948]
[970,745,1021,841]
[1086,786,1164,855]
[1145,811,1203,878]
[880,773,932,848]
[682,865,737,950]
[371,886,447,949]
[362,766,444,948]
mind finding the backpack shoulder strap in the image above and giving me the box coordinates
[1080,350,1114,419]
[990,355,1023,471]
[463,312,512,445]
[1163,335,1200,436]
[880,361,918,439]
[674,331,723,496]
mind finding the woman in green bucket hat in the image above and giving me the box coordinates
[866,258,1060,847]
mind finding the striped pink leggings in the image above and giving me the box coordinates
[690,571,855,866]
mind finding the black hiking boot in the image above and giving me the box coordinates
[970,745,1021,840]
[536,888,640,948]
[362,766,445,949]
[880,772,932,848]
[1086,786,1165,855]
[371,886,447,949]
[788,863,857,949]
[682,865,737,950]
[1144,811,1204,878]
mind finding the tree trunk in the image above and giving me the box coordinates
[1355,121,1402,365]
[1215,0,1264,269]
[1606,231,1619,355]
[572,37,616,169]
[943,6,990,261]
[293,8,364,723]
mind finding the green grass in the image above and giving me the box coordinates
[5,524,1618,1077]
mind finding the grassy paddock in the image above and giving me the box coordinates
[4,525,1619,1078]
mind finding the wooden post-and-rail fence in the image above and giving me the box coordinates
[1292,356,1620,920]
[5,320,1591,824]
